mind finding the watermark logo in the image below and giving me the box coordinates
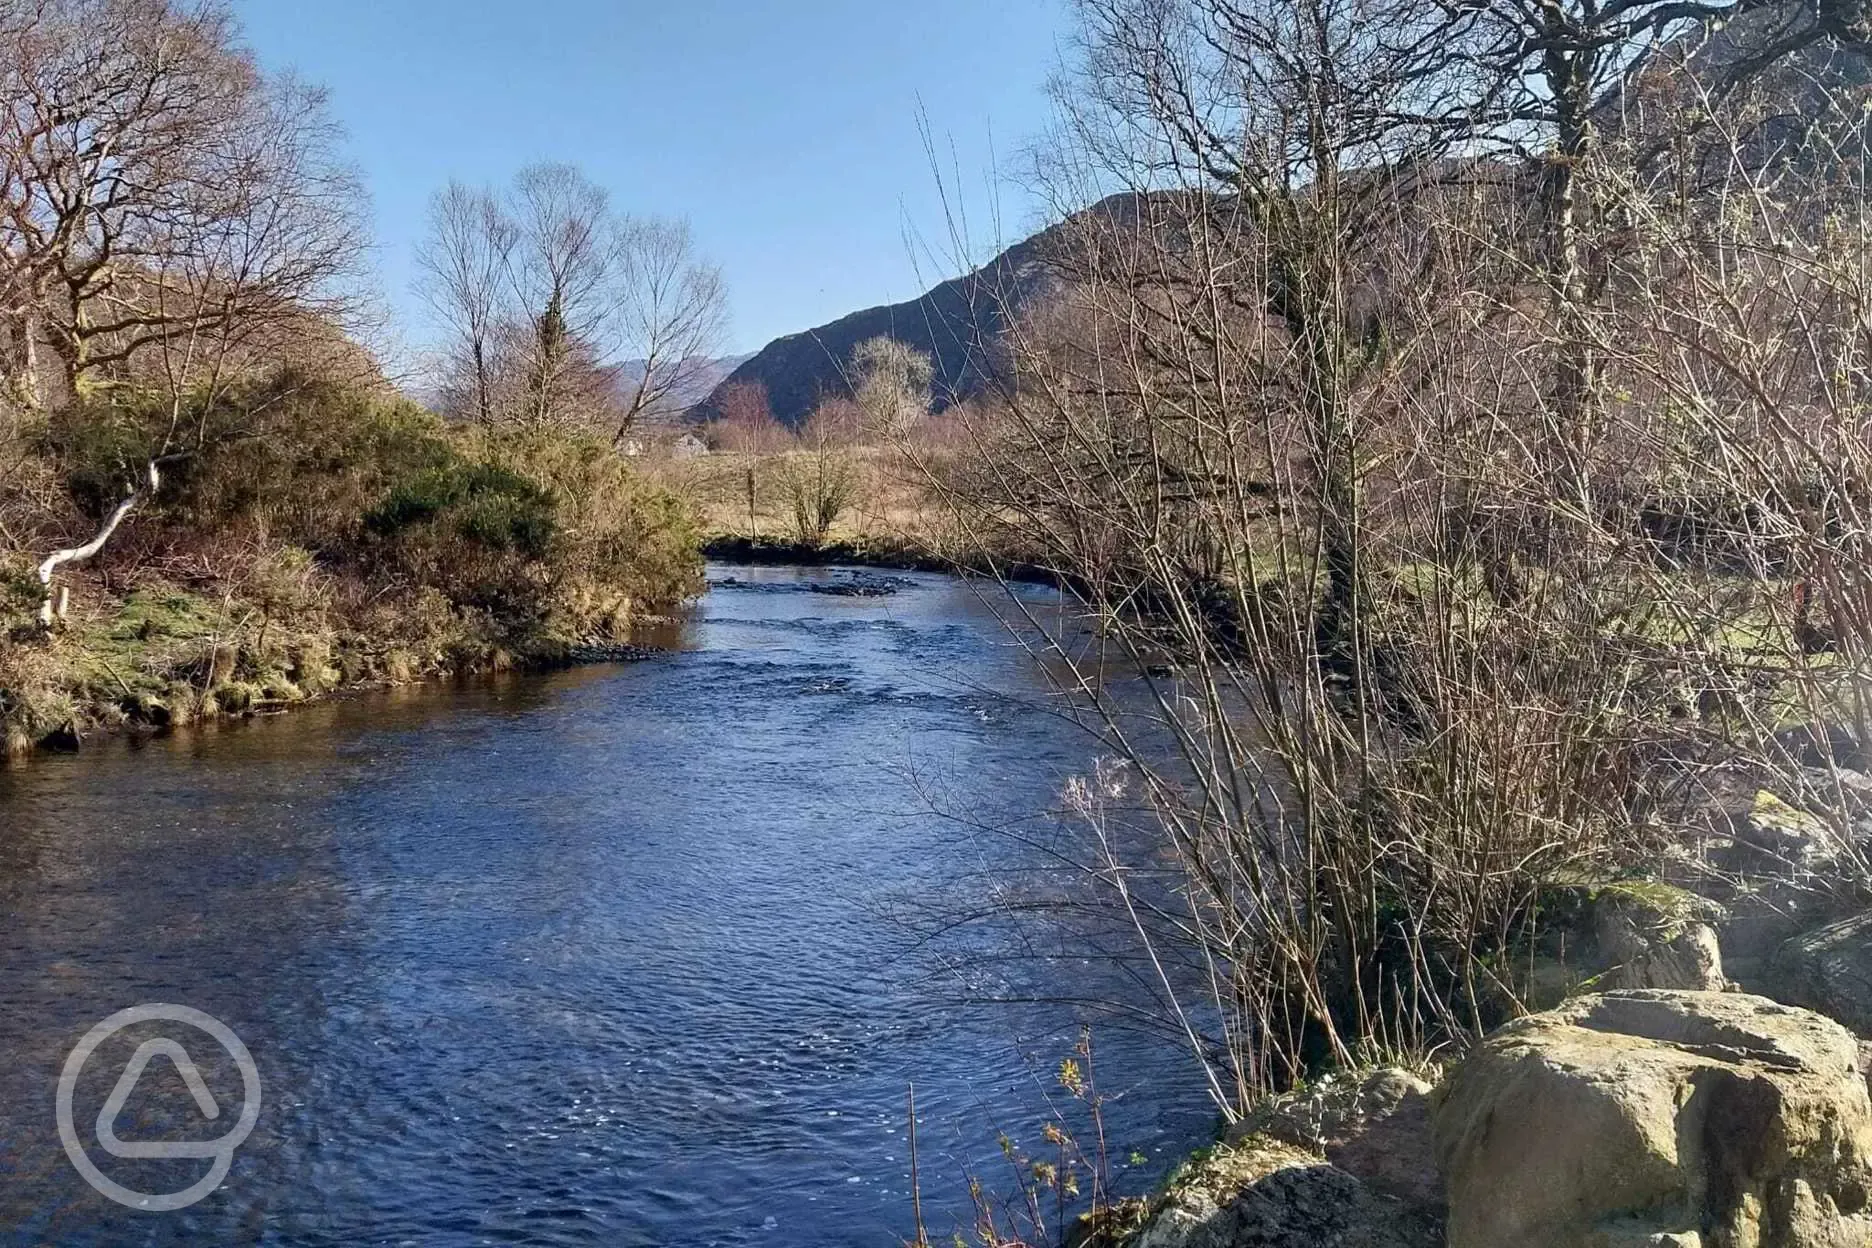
[56,1004,261,1211]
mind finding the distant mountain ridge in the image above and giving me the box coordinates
[615,353,753,428]
[704,6,1872,433]
[692,205,1116,427]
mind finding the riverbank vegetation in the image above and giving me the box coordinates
[0,0,703,758]
[14,0,1872,1237]
[0,367,702,757]
[895,3,1872,1235]
[656,355,964,563]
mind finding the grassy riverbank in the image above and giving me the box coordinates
[1,371,702,759]
[650,440,1077,590]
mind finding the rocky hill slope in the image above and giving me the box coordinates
[691,204,1118,427]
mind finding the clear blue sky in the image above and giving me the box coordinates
[236,0,1067,357]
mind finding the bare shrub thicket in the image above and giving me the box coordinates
[914,0,1872,1113]
[781,401,860,543]
[708,380,792,454]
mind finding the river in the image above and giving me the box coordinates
[0,564,1215,1246]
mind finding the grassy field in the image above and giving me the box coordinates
[643,444,956,551]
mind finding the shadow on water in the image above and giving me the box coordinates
[0,563,1215,1247]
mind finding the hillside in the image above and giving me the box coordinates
[615,353,754,428]
[692,208,1109,428]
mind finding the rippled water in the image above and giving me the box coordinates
[0,564,1215,1246]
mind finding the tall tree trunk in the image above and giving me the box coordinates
[6,307,45,411]
[1542,31,1603,512]
[473,338,491,426]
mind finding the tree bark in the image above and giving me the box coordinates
[473,339,491,426]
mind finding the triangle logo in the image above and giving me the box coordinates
[94,1038,224,1160]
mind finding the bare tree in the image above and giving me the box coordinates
[415,181,514,425]
[710,379,791,453]
[849,335,932,439]
[1446,0,1855,498]
[907,0,1866,1111]
[414,164,726,435]
[1043,0,1490,655]
[505,162,613,430]
[782,401,858,544]
[0,0,369,624]
[609,216,726,441]
[0,0,366,405]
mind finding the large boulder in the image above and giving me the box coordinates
[1737,792,1849,873]
[1770,913,1872,1036]
[1523,882,1730,1009]
[1434,990,1872,1248]
[1678,755,1856,884]
[1720,875,1832,977]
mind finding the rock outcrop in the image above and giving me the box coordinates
[1434,989,1872,1248]
[1522,882,1730,1009]
[1232,1066,1442,1208]
[1118,1137,1439,1248]
[1084,1067,1444,1248]
[1593,886,1729,993]
[1737,791,1849,873]
[1771,913,1872,1037]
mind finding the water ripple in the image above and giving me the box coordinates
[0,563,1214,1247]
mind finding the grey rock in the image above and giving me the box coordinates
[1127,1137,1438,1248]
[1434,989,1872,1248]
[1595,891,1728,992]
[1233,1067,1441,1207]
[1770,911,1872,1036]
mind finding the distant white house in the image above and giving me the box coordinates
[670,432,709,459]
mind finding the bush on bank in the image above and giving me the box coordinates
[0,370,703,756]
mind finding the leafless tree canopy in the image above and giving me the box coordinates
[0,0,370,624]
[709,379,791,453]
[850,335,933,438]
[416,162,726,436]
[611,215,728,438]
[414,181,514,427]
[0,0,367,407]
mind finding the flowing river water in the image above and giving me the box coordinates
[0,564,1215,1246]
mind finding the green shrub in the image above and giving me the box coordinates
[35,391,176,519]
[0,553,40,626]
[482,430,704,637]
[159,375,457,552]
[366,461,556,557]
[3,364,709,751]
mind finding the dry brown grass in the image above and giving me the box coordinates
[641,442,962,552]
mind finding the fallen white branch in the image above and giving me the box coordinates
[36,459,162,628]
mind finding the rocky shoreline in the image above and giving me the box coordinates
[1083,748,1872,1248]
[1092,987,1872,1248]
